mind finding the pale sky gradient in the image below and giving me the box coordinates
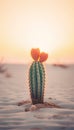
[0,0,74,63]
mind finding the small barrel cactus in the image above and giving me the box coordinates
[29,48,48,104]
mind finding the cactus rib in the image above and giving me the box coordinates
[29,61,45,104]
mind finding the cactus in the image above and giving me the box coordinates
[29,48,48,104]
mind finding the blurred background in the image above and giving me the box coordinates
[0,0,74,64]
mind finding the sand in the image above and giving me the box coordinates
[0,64,74,130]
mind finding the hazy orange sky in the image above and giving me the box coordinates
[0,0,74,63]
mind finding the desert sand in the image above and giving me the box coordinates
[0,64,74,130]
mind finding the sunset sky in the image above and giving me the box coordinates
[0,0,74,64]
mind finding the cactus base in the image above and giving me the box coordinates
[32,98,43,104]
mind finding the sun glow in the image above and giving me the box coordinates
[0,0,74,63]
[15,18,64,54]
[14,18,57,54]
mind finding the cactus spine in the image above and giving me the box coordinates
[29,48,48,105]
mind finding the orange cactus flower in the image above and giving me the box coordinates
[39,52,48,62]
[31,48,40,61]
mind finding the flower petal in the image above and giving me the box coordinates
[39,52,48,62]
[31,48,40,61]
